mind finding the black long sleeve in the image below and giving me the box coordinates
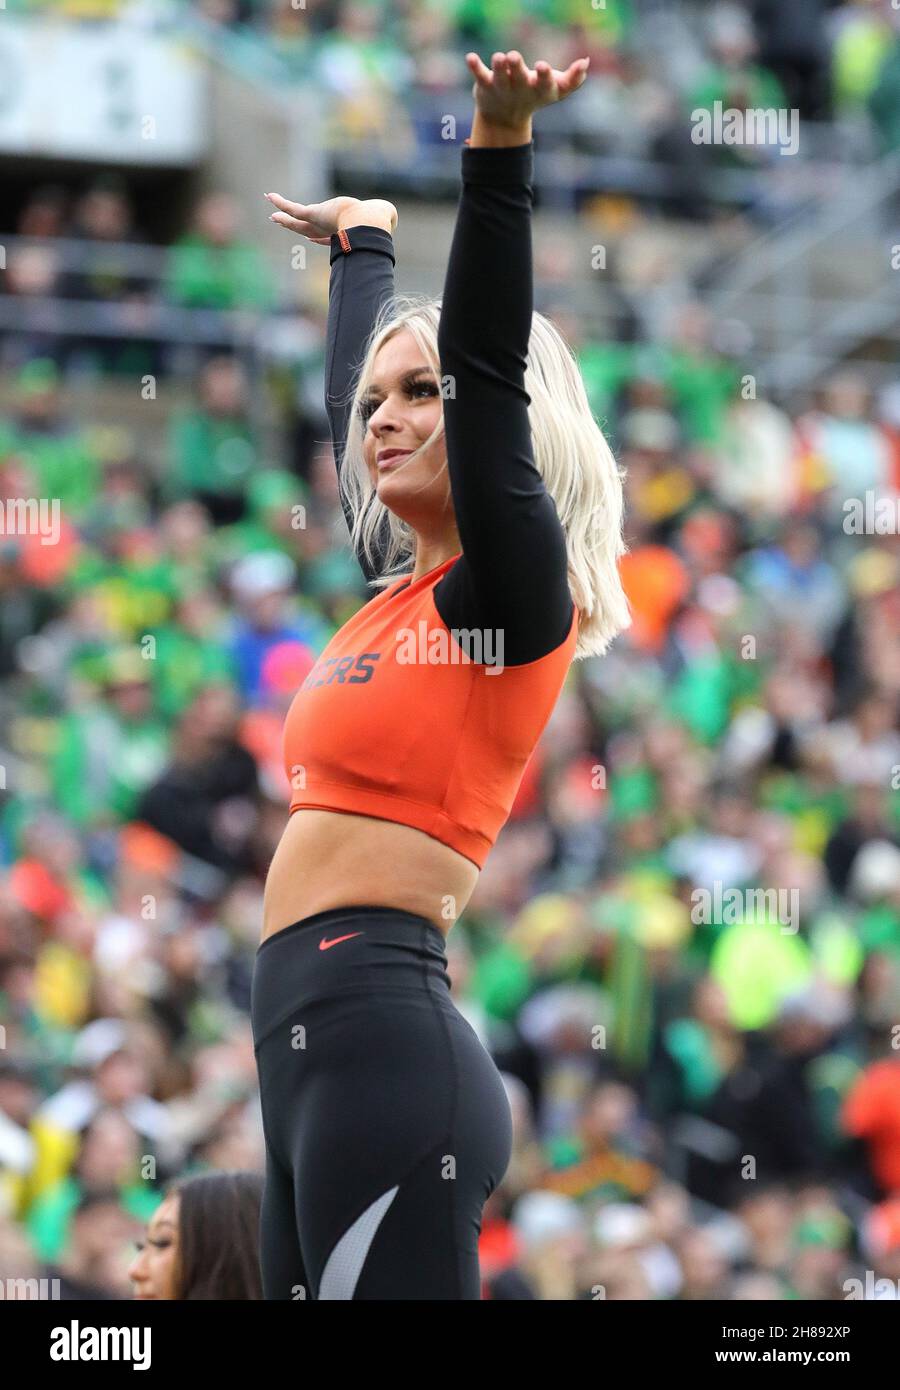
[325,224,396,585]
[324,142,574,665]
[434,141,574,666]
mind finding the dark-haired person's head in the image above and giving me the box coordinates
[128,1170,263,1299]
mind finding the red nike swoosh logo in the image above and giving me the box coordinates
[318,932,364,951]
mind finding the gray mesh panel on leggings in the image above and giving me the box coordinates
[317,1185,400,1300]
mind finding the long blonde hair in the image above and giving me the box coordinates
[335,294,631,660]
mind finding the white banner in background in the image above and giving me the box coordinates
[0,19,207,165]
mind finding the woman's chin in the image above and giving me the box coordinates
[371,459,448,519]
[374,474,415,509]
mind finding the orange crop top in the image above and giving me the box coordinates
[282,553,578,869]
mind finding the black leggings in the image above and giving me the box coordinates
[250,905,513,1300]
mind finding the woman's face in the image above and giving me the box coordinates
[128,1194,180,1300]
[360,330,451,526]
[79,1109,138,1185]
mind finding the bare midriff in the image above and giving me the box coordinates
[261,807,481,943]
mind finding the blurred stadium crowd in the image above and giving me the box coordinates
[1,0,900,1302]
[8,0,900,161]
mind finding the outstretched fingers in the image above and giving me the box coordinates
[491,51,512,87]
[265,191,310,219]
[534,60,554,93]
[269,212,327,241]
[555,57,590,98]
[264,193,330,242]
[466,50,589,103]
[465,51,492,84]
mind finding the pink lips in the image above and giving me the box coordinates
[377,449,412,470]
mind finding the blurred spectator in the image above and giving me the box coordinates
[135,683,261,881]
[18,187,67,241]
[832,0,897,115]
[28,1022,173,1208]
[0,359,100,516]
[50,649,170,830]
[225,549,327,706]
[688,4,787,166]
[843,1053,900,1196]
[796,373,895,528]
[167,193,275,312]
[868,22,900,154]
[59,182,155,376]
[165,356,258,524]
[26,1109,158,1268]
[750,0,833,118]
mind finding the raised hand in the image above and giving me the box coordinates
[265,193,398,243]
[465,50,590,129]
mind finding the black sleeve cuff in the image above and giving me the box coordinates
[329,225,396,267]
[460,140,534,186]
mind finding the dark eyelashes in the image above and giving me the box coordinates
[358,380,439,423]
[359,381,439,421]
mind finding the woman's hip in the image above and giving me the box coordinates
[251,904,511,1174]
[251,903,453,1049]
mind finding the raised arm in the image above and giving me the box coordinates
[434,52,590,666]
[266,193,398,585]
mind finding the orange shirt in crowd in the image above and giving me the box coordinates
[842,1060,900,1194]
